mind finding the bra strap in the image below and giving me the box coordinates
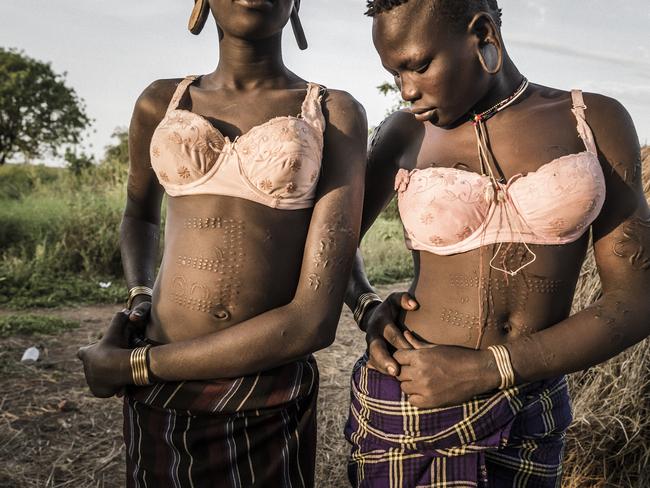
[571,90,597,155]
[166,75,199,114]
[300,83,326,133]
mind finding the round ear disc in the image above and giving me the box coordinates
[189,0,210,35]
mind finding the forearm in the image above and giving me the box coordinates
[149,300,334,381]
[120,214,159,288]
[507,292,650,383]
[344,250,377,311]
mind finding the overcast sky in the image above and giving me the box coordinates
[1,0,649,161]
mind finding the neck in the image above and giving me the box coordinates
[206,31,290,90]
[472,57,524,115]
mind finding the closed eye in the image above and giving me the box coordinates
[414,61,431,74]
[382,64,400,78]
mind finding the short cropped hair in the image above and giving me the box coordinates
[365,0,503,28]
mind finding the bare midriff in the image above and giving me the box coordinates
[148,194,312,343]
[402,236,590,349]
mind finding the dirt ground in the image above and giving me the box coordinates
[0,286,402,488]
[3,281,646,488]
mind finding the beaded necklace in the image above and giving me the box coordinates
[471,77,529,124]
[469,77,534,349]
[471,77,529,184]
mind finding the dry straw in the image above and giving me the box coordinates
[562,146,650,487]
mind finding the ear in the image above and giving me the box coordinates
[189,0,211,35]
[468,12,503,75]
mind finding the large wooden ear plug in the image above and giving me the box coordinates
[189,0,210,35]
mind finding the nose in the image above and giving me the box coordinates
[398,74,420,103]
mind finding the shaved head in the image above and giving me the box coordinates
[370,0,506,127]
[372,1,436,45]
[366,0,502,31]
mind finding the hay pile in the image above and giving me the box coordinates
[563,146,650,487]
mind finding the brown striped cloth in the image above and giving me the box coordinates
[123,343,319,488]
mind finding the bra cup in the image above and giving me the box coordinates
[398,169,491,248]
[508,153,606,239]
[238,119,323,201]
[150,113,226,185]
[147,78,326,209]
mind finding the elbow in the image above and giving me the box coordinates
[312,320,337,352]
[299,315,338,355]
[287,297,339,355]
[602,291,650,341]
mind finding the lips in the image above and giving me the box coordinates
[411,107,437,122]
[233,0,273,10]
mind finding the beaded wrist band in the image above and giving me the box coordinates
[130,345,152,386]
[126,286,153,309]
[488,345,516,390]
[353,292,382,327]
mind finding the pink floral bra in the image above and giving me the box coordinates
[150,76,326,209]
[395,90,606,256]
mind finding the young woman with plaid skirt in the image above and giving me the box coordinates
[345,1,650,486]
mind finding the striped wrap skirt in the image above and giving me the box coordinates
[344,355,572,488]
[123,354,319,488]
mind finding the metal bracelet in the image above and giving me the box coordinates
[130,345,152,386]
[488,345,516,390]
[353,292,382,326]
[126,286,153,309]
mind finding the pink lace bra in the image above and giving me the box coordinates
[395,90,606,256]
[150,76,326,209]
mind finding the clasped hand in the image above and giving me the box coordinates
[362,292,496,408]
[76,299,151,398]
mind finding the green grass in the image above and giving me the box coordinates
[0,163,62,200]
[0,191,125,273]
[0,188,128,308]
[0,314,79,337]
[0,274,126,309]
[361,217,413,284]
[0,162,130,309]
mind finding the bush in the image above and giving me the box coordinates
[0,164,62,200]
[0,155,131,307]
[0,190,124,274]
[64,148,95,176]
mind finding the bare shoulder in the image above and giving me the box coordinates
[321,88,367,134]
[583,92,641,185]
[582,92,639,151]
[132,78,184,128]
[128,78,183,174]
[374,110,421,146]
[584,92,645,228]
[369,110,422,165]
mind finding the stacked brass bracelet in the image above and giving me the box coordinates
[488,344,516,390]
[130,345,152,386]
[353,292,382,326]
[126,286,153,309]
